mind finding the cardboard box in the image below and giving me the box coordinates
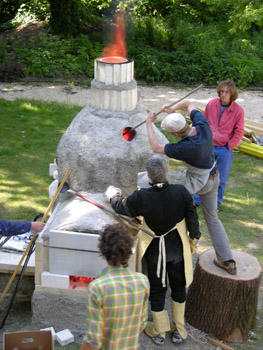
[40,326,57,341]
[3,330,54,350]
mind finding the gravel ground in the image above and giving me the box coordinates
[1,82,263,123]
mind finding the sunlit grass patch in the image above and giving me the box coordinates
[0,98,81,221]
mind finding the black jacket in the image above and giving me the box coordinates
[111,183,201,263]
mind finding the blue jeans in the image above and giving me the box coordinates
[193,145,233,206]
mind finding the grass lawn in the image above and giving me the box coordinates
[0,98,262,349]
[0,98,81,222]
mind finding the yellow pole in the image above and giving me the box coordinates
[0,168,71,304]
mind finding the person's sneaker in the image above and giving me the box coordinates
[172,330,183,344]
[213,259,237,275]
[151,334,165,346]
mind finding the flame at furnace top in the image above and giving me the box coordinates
[102,12,127,62]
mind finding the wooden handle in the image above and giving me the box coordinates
[0,168,71,304]
[208,338,235,350]
[129,84,204,132]
[154,84,204,117]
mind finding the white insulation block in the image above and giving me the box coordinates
[41,326,57,340]
[56,329,74,346]
[41,271,69,289]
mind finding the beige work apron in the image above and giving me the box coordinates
[136,218,193,288]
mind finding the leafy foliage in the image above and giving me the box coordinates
[0,60,24,81]
[49,0,81,36]
[0,0,21,25]
[201,0,263,32]
[127,18,263,87]
[0,33,104,80]
[0,1,263,86]
[0,1,50,30]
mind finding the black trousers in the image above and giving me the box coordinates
[146,258,186,312]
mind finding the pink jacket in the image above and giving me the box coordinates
[204,98,244,150]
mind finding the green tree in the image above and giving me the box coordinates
[229,0,263,32]
[0,0,21,25]
[201,0,263,32]
[48,0,81,36]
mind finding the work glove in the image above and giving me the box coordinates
[189,238,199,255]
[104,186,122,202]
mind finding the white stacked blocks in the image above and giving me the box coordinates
[34,229,136,295]
[40,327,74,346]
[90,58,138,111]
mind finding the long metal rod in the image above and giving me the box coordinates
[0,168,71,304]
[124,84,203,134]
[0,239,36,329]
[70,190,155,238]
[0,236,11,248]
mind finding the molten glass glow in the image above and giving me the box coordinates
[102,12,127,60]
[122,127,136,142]
[101,57,128,63]
[69,275,94,290]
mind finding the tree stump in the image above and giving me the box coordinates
[185,249,262,343]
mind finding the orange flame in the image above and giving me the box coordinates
[102,12,127,59]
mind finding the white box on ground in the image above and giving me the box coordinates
[41,327,57,341]
[56,329,74,346]
[41,271,69,289]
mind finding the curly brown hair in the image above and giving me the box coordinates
[216,79,239,101]
[98,224,134,267]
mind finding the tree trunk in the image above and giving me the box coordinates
[48,0,81,36]
[185,249,262,343]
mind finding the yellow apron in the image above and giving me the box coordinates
[136,218,193,288]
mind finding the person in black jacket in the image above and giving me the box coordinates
[105,154,201,346]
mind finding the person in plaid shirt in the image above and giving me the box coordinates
[81,224,150,350]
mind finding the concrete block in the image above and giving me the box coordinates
[41,271,69,289]
[35,267,42,285]
[49,163,57,177]
[0,250,35,275]
[48,179,59,200]
[56,329,74,346]
[53,170,58,179]
[49,230,107,277]
[41,327,57,341]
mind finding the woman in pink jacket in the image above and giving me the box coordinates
[194,79,244,209]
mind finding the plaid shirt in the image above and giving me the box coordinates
[84,266,149,350]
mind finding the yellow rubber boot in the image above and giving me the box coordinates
[145,310,170,346]
[171,301,187,343]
